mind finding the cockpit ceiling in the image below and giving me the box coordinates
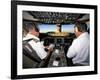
[23,11,89,24]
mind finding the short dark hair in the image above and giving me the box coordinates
[74,22,88,32]
[23,22,39,32]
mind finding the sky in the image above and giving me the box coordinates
[38,24,56,33]
[38,24,75,33]
[62,24,74,33]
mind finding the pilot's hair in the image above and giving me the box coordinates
[23,22,39,32]
[74,22,88,32]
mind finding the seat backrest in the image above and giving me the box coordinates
[23,40,42,62]
[23,53,39,68]
[23,40,43,68]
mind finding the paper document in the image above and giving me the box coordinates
[53,60,59,66]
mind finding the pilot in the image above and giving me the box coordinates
[66,22,89,66]
[23,22,54,60]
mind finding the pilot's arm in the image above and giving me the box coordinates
[67,39,77,58]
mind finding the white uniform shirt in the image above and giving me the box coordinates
[67,32,89,65]
[23,34,47,60]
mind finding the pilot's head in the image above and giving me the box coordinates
[74,22,88,37]
[24,22,40,37]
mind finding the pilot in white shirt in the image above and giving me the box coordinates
[23,23,53,60]
[67,23,89,66]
